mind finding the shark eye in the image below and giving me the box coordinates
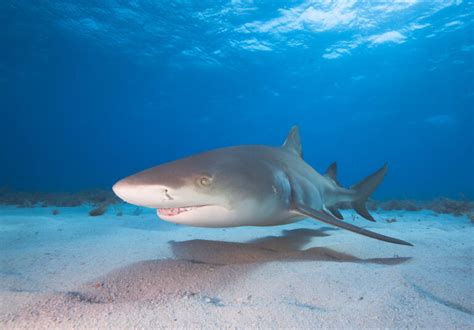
[198,175,212,187]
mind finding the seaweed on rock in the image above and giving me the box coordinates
[426,198,474,217]
[0,189,121,208]
[379,200,422,211]
[89,204,108,217]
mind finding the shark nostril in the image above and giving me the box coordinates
[164,189,174,200]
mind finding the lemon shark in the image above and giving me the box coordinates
[113,126,412,246]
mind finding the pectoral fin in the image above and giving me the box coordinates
[293,202,413,246]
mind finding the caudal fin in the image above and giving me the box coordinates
[351,164,388,222]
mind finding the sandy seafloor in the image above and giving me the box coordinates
[0,205,472,329]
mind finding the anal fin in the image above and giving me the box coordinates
[327,206,343,220]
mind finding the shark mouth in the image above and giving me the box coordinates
[157,205,206,217]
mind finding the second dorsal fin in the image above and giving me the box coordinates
[325,162,340,186]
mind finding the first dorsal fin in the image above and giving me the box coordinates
[325,162,340,186]
[282,126,302,157]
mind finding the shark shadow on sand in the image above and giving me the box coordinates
[3,228,412,323]
[169,228,411,266]
[48,228,411,305]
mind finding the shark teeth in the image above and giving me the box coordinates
[157,206,202,216]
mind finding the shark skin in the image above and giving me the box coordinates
[113,126,412,246]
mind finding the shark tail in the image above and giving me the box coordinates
[350,164,388,222]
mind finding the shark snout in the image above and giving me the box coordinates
[112,179,130,200]
[112,179,173,208]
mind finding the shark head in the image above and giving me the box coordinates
[112,147,284,227]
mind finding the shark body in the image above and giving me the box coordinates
[113,126,412,246]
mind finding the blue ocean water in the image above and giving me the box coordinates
[1,1,473,200]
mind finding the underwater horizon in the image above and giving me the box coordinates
[1,0,473,200]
